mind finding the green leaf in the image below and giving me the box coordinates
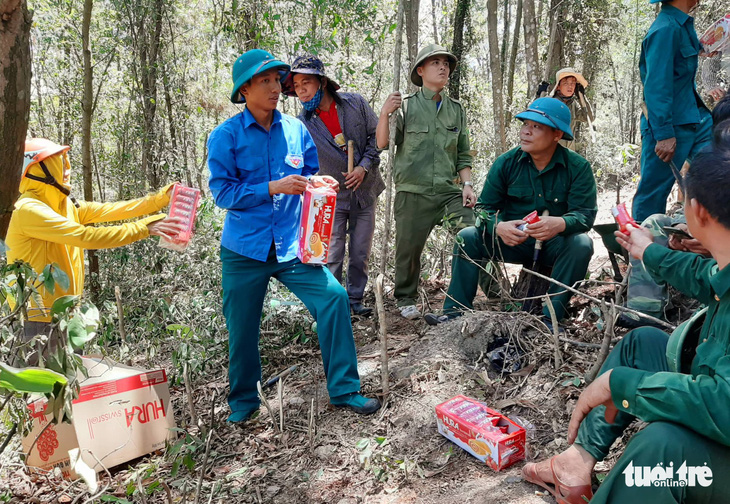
[68,316,94,349]
[42,265,55,295]
[51,295,78,315]
[101,495,134,504]
[355,438,369,450]
[375,436,387,445]
[0,362,68,394]
[573,376,582,387]
[50,264,70,291]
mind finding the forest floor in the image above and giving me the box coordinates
[1,189,696,503]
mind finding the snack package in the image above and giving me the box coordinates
[611,202,638,234]
[159,184,200,252]
[700,14,730,54]
[435,395,526,471]
[297,176,338,264]
[517,210,540,231]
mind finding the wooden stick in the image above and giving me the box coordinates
[375,274,389,396]
[277,378,284,434]
[585,301,617,383]
[522,267,675,330]
[378,0,405,275]
[114,286,126,342]
[543,296,563,368]
[183,361,199,427]
[347,140,354,174]
[256,381,280,433]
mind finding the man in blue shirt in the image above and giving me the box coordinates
[208,49,380,422]
[633,0,712,222]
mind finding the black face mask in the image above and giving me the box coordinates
[25,160,80,208]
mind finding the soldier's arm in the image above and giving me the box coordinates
[609,354,730,446]
[643,24,680,141]
[642,242,717,305]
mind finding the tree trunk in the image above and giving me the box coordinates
[404,0,420,93]
[379,0,406,276]
[499,0,510,77]
[430,0,439,44]
[486,0,506,152]
[542,0,564,82]
[0,0,32,239]
[139,0,164,189]
[450,0,470,99]
[522,0,539,99]
[81,0,99,299]
[505,0,523,119]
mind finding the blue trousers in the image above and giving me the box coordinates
[220,245,361,422]
[633,111,712,223]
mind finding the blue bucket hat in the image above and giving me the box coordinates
[230,49,290,104]
[515,97,574,141]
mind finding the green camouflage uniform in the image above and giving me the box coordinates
[626,212,686,320]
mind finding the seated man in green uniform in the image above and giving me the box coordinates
[619,94,730,328]
[425,97,597,329]
[376,44,476,320]
[522,146,730,503]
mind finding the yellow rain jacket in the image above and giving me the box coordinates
[5,153,173,321]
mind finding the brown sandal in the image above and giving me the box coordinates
[522,456,593,504]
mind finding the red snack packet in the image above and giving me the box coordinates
[611,202,638,234]
[435,395,526,471]
[159,184,200,252]
[297,176,338,264]
[517,210,540,231]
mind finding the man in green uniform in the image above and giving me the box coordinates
[522,146,730,503]
[376,44,476,320]
[425,97,596,328]
[633,0,712,223]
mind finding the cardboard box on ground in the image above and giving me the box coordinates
[22,356,176,479]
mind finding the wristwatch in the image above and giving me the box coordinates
[462,181,473,187]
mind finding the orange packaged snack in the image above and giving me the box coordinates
[297,176,338,264]
[435,395,526,471]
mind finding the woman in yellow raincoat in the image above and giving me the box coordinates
[5,139,180,339]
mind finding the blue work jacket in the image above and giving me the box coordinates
[208,108,319,262]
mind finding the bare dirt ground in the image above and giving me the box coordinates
[3,186,691,503]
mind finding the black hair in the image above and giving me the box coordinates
[684,146,730,228]
[712,92,730,125]
[713,118,730,147]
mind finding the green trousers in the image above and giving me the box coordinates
[442,226,593,320]
[220,245,361,422]
[627,213,685,319]
[393,191,475,307]
[576,328,730,503]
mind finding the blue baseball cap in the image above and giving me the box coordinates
[230,49,290,103]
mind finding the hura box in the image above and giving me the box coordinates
[22,357,175,478]
[297,176,338,265]
[435,395,526,471]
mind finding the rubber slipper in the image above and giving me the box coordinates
[522,456,593,504]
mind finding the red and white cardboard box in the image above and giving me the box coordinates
[435,395,526,471]
[297,176,338,264]
[22,357,176,478]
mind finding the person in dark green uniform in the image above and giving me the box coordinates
[425,97,596,328]
[522,146,730,503]
[633,0,712,223]
[376,44,476,320]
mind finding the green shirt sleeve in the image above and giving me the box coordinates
[610,361,730,446]
[476,155,508,235]
[456,105,472,171]
[561,158,597,235]
[642,243,716,305]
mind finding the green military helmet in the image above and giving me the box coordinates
[230,49,290,104]
[410,44,458,87]
[666,307,708,373]
[515,97,574,140]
